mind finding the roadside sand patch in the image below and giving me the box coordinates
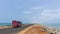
[0,26,12,29]
[16,25,49,34]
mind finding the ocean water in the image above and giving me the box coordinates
[41,23,60,29]
[0,23,12,26]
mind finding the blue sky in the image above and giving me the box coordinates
[0,0,60,23]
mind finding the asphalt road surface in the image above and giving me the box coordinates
[0,24,33,34]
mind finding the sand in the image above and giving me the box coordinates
[0,26,12,29]
[16,25,49,34]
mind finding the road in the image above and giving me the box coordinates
[0,24,33,34]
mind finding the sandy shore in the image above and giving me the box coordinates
[16,24,60,34]
[16,24,49,34]
[0,26,12,29]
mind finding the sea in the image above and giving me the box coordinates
[0,23,60,29]
[0,23,12,26]
[41,23,60,29]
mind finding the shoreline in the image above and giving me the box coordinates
[0,24,60,34]
[0,24,60,30]
[16,24,60,34]
[0,26,12,29]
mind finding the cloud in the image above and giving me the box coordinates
[41,9,60,18]
[30,6,45,10]
[28,6,60,23]
[31,7,41,10]
[23,11,32,14]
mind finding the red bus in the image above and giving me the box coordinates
[12,20,22,28]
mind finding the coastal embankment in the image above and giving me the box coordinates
[0,24,60,34]
[16,24,60,34]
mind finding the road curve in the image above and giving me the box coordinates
[0,24,33,34]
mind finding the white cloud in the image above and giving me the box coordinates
[41,9,60,18]
[30,6,45,10]
[23,11,32,14]
[31,7,41,10]
[39,9,60,22]
[29,7,60,23]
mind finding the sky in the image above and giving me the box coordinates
[0,0,60,23]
